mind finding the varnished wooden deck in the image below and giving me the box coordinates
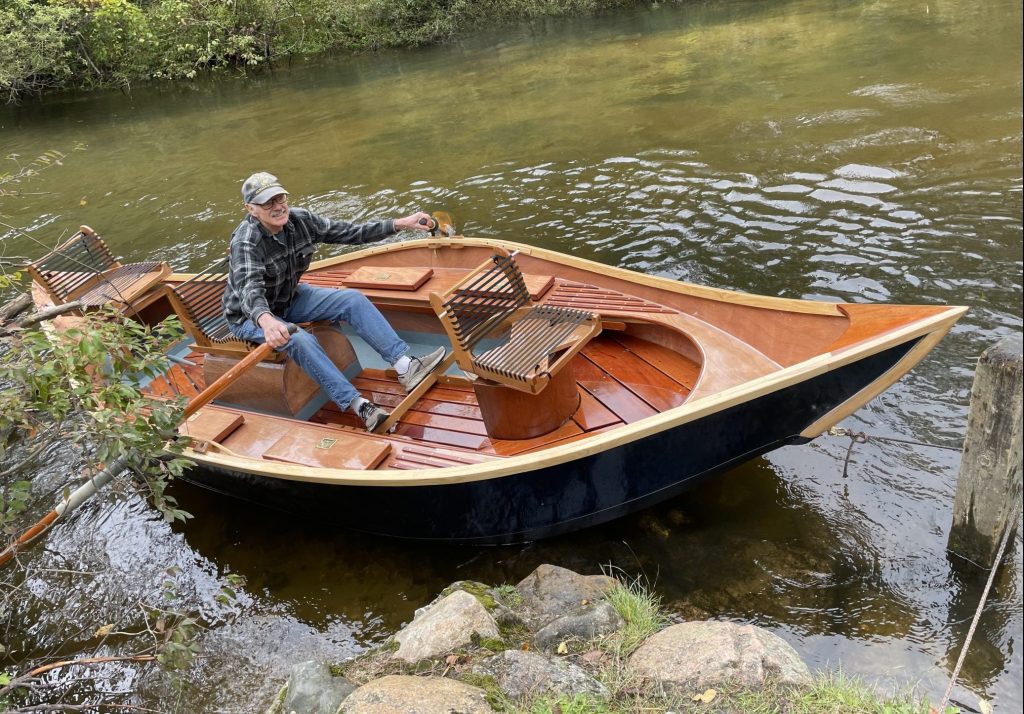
[148,331,700,466]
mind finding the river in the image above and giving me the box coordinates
[1,0,1021,711]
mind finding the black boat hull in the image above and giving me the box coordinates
[183,340,918,544]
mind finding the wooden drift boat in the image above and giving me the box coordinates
[30,230,967,544]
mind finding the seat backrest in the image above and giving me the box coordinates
[26,226,121,304]
[433,250,531,366]
[165,257,267,359]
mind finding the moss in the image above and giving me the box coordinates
[457,672,509,711]
[478,636,508,652]
[264,683,288,714]
[442,580,499,610]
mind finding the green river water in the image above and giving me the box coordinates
[1,0,1021,711]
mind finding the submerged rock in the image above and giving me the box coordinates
[279,660,355,714]
[340,674,492,713]
[393,589,500,663]
[628,620,812,690]
[473,649,608,701]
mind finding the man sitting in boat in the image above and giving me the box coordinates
[222,171,445,431]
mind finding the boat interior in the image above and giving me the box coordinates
[29,230,955,473]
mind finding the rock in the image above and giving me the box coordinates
[533,600,624,652]
[278,661,355,714]
[515,564,617,629]
[474,649,608,701]
[629,621,811,690]
[340,674,492,713]
[393,590,500,663]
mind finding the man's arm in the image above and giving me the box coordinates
[304,209,435,245]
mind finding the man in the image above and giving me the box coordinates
[223,171,445,431]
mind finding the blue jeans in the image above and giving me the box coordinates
[229,284,408,410]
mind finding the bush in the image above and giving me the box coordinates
[0,0,81,102]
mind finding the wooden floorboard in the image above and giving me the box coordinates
[573,354,659,424]
[581,340,689,413]
[200,333,698,462]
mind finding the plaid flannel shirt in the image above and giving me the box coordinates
[223,207,396,327]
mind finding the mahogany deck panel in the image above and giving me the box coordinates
[573,354,660,424]
[581,340,690,412]
[611,333,701,391]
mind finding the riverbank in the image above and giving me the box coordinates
[267,565,952,713]
[1,0,645,102]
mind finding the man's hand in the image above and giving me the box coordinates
[394,211,435,232]
[258,313,292,348]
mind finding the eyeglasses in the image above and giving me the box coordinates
[256,194,289,209]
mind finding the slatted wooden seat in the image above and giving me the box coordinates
[433,249,601,394]
[26,225,170,312]
[375,249,601,436]
[162,256,275,361]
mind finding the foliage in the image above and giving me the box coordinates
[0,0,645,99]
[0,306,191,529]
[0,0,80,102]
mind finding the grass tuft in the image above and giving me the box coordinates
[602,576,669,656]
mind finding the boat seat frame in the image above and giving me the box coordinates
[26,225,170,313]
[163,256,286,362]
[374,248,601,433]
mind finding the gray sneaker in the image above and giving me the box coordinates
[397,347,446,393]
[357,400,389,431]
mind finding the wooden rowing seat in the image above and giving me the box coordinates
[165,257,358,417]
[163,256,274,361]
[26,225,170,312]
[377,249,601,438]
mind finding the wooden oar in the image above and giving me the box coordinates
[0,328,291,567]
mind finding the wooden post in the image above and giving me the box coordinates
[949,335,1023,568]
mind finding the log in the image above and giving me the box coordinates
[948,335,1023,568]
[0,292,32,323]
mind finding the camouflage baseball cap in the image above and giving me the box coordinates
[242,171,288,205]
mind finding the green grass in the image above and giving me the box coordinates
[601,576,669,656]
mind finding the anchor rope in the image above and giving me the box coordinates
[936,486,1021,713]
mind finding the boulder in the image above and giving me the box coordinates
[629,621,811,690]
[340,674,492,713]
[473,649,608,701]
[393,590,500,663]
[515,564,617,629]
[279,661,355,714]
[533,600,623,652]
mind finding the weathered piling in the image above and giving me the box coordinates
[949,334,1023,568]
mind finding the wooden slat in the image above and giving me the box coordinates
[582,340,689,412]
[392,422,492,451]
[166,366,201,398]
[572,389,621,431]
[489,420,584,457]
[573,355,658,424]
[611,334,700,391]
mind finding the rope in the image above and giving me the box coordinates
[828,426,963,452]
[936,487,1021,712]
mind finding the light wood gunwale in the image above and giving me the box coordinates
[174,236,966,487]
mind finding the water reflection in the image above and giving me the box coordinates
[2,0,1021,710]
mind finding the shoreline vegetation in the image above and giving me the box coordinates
[1,0,649,103]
